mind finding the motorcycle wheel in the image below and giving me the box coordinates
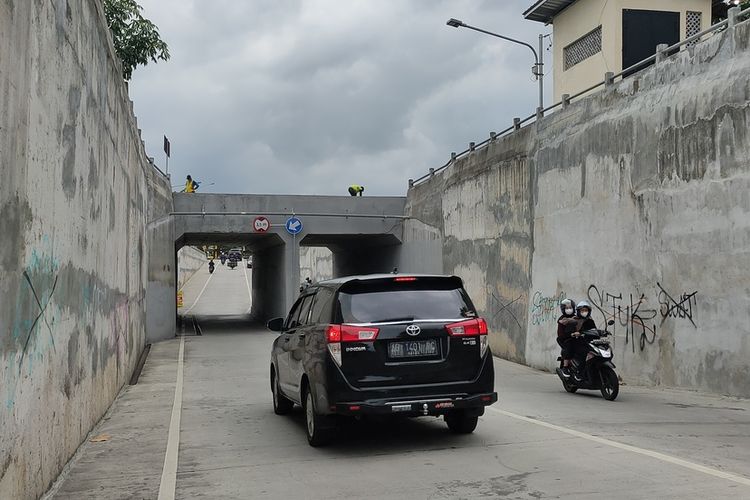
[599,366,619,401]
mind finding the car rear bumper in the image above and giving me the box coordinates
[333,392,497,417]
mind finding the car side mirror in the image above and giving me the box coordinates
[607,320,615,326]
[267,317,284,332]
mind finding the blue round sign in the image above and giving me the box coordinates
[285,216,303,235]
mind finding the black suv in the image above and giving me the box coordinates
[267,274,497,446]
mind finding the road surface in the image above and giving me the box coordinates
[48,266,750,499]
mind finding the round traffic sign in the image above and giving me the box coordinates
[253,216,270,233]
[285,216,303,235]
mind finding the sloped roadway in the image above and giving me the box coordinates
[49,264,750,499]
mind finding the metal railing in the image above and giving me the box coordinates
[410,6,750,188]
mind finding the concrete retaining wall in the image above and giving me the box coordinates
[0,1,172,498]
[405,20,750,397]
[177,246,207,291]
[300,247,333,283]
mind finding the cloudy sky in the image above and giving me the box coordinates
[130,0,552,196]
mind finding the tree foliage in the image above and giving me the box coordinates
[103,0,170,80]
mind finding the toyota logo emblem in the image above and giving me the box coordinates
[405,324,421,336]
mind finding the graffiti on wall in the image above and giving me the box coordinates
[485,285,524,329]
[532,283,699,356]
[657,282,698,327]
[586,283,699,354]
[530,290,566,326]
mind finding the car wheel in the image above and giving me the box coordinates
[272,370,293,415]
[445,410,479,434]
[304,389,333,447]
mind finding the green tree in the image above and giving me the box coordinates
[103,0,170,80]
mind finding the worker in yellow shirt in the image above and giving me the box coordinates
[348,185,364,196]
[184,175,199,193]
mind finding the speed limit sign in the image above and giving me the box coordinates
[253,216,270,232]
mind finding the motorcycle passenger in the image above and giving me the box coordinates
[557,299,578,378]
[570,301,597,381]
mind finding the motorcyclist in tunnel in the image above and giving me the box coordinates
[557,299,578,378]
[208,259,215,274]
[569,300,597,381]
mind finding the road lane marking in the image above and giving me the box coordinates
[158,336,185,500]
[183,272,213,314]
[242,263,253,314]
[487,407,750,487]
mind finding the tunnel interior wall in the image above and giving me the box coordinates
[300,246,333,282]
[0,1,172,497]
[332,244,401,277]
[177,246,208,291]
[404,20,750,397]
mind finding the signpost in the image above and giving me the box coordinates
[253,216,270,233]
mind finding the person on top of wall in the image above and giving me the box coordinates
[557,298,578,378]
[184,175,200,193]
[348,184,365,196]
[569,300,597,381]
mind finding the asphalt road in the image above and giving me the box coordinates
[49,264,750,499]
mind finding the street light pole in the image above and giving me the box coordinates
[447,18,544,113]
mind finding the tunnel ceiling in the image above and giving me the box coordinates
[299,234,401,250]
[177,232,285,252]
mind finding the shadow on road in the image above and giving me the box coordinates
[280,406,489,455]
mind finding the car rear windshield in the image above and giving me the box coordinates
[337,278,476,323]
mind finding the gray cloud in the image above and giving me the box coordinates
[130,0,552,195]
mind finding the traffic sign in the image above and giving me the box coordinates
[285,216,303,235]
[253,216,270,232]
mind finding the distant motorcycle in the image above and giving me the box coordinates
[208,261,215,274]
[227,258,237,269]
[555,320,619,401]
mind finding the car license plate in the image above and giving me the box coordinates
[388,339,438,358]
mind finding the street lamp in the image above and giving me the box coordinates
[446,18,545,113]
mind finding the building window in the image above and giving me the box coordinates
[686,11,702,45]
[563,26,602,71]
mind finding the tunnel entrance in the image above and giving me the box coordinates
[176,232,287,328]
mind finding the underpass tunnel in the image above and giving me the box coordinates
[300,234,402,279]
[175,232,290,324]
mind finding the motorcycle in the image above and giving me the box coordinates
[227,258,237,269]
[208,262,215,274]
[555,320,619,401]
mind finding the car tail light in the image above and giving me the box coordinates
[445,318,488,336]
[394,276,417,282]
[326,324,379,366]
[446,318,489,358]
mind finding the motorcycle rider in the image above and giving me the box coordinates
[557,298,578,378]
[570,300,597,381]
[208,259,215,273]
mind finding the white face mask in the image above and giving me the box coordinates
[579,310,589,318]
[564,308,574,315]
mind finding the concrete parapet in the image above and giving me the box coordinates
[404,19,750,397]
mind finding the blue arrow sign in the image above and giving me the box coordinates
[285,216,303,235]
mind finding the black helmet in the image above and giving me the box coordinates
[560,298,576,316]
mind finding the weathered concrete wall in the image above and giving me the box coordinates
[406,19,750,397]
[299,246,333,283]
[0,1,172,498]
[177,246,207,291]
